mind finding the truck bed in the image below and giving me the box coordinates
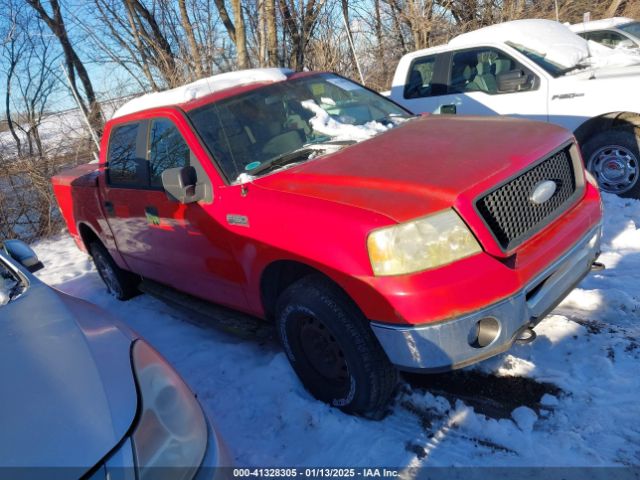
[51,163,102,251]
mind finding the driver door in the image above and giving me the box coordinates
[435,47,548,123]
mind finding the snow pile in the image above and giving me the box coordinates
[301,100,392,142]
[450,19,640,70]
[113,68,293,119]
[31,193,640,467]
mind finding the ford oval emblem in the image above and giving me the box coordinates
[530,180,557,205]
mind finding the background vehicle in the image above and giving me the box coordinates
[570,17,640,53]
[53,68,602,416]
[0,240,228,478]
[389,19,640,198]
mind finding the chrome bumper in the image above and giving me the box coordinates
[370,224,602,372]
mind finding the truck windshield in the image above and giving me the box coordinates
[188,73,411,183]
[0,258,23,306]
[507,42,570,77]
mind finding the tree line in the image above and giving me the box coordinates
[0,0,637,241]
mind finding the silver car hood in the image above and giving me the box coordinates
[0,280,138,474]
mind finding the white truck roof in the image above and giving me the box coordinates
[448,19,589,69]
[112,68,293,119]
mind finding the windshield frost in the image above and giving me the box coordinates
[188,74,409,183]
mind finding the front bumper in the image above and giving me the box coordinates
[370,224,602,372]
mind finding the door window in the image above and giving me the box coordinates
[449,48,537,95]
[107,123,145,187]
[148,119,191,187]
[404,55,438,99]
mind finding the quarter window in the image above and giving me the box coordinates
[449,48,536,95]
[107,123,144,187]
[148,119,191,187]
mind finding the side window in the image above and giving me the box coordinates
[449,48,537,95]
[107,123,145,187]
[404,55,437,99]
[586,30,627,48]
[148,119,191,188]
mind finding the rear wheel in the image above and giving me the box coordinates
[275,275,398,417]
[89,242,140,300]
[583,129,640,198]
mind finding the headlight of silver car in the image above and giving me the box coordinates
[367,209,482,276]
[131,340,207,480]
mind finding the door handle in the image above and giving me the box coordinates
[440,104,457,115]
[103,201,114,216]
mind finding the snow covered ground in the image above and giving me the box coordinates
[31,193,639,468]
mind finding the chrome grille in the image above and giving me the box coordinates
[477,147,577,250]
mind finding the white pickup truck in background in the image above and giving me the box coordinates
[389,19,640,198]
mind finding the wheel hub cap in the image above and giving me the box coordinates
[299,317,348,383]
[589,145,639,194]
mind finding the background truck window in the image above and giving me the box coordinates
[404,55,437,99]
[450,48,534,94]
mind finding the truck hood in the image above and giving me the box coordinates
[255,115,573,223]
[0,279,138,475]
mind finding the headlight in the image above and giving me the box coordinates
[131,340,207,480]
[367,210,481,276]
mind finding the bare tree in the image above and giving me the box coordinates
[279,0,327,69]
[26,0,103,134]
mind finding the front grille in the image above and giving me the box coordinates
[476,147,577,250]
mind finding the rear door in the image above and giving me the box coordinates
[434,46,548,123]
[392,52,449,114]
[100,120,155,276]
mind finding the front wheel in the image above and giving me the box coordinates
[275,275,398,417]
[583,129,640,198]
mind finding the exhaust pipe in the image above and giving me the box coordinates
[591,261,605,271]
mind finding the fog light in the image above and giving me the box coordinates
[468,317,500,348]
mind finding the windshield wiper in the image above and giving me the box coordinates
[245,140,356,177]
[559,63,589,75]
[246,147,316,176]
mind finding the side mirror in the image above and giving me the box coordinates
[161,166,204,204]
[497,70,531,93]
[3,240,44,273]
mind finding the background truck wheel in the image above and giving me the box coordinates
[89,242,140,300]
[583,129,640,198]
[275,275,398,417]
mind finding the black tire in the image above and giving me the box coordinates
[89,242,140,301]
[582,128,640,198]
[275,274,398,417]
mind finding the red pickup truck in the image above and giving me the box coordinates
[53,68,603,416]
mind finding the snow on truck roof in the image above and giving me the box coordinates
[112,68,293,119]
